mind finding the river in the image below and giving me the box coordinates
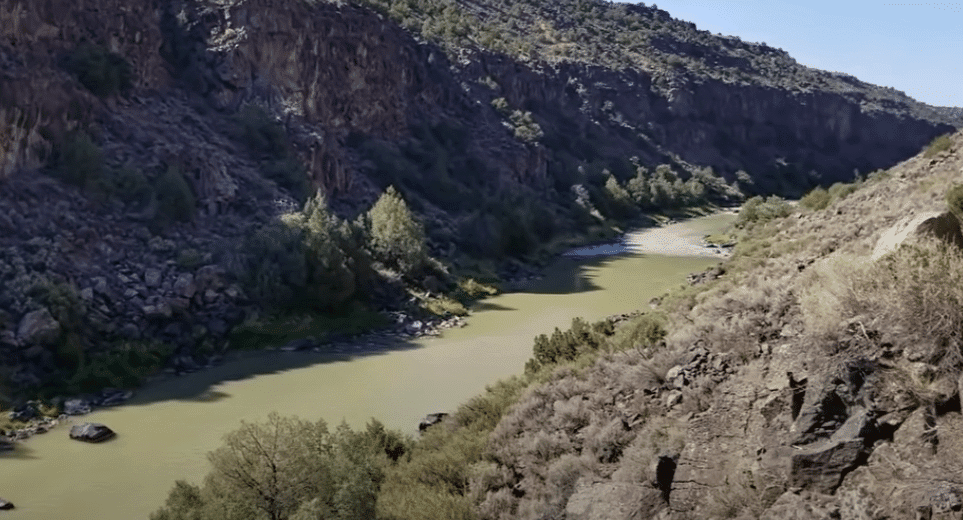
[0,212,734,519]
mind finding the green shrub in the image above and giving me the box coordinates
[368,186,428,275]
[66,43,133,97]
[67,341,173,392]
[735,195,791,228]
[947,184,963,220]
[827,181,859,202]
[799,186,831,210]
[509,110,543,143]
[154,164,196,225]
[233,104,309,201]
[924,133,952,158]
[53,130,103,188]
[233,104,288,158]
[152,414,409,520]
[105,166,153,206]
[422,296,468,317]
[525,317,615,374]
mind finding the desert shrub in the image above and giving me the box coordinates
[234,104,288,158]
[53,130,103,189]
[66,43,133,97]
[454,278,499,301]
[263,155,310,202]
[230,221,310,311]
[799,186,831,210]
[104,165,153,206]
[154,164,196,225]
[609,312,667,351]
[947,184,963,220]
[837,239,963,370]
[422,295,468,317]
[490,97,510,115]
[735,195,791,228]
[233,104,308,201]
[152,414,409,520]
[283,192,366,310]
[603,174,635,218]
[67,340,174,393]
[827,181,859,202]
[611,416,685,483]
[923,133,952,158]
[509,110,543,143]
[796,253,873,341]
[368,186,428,275]
[378,377,529,520]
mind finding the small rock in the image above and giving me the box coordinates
[69,422,116,443]
[79,287,94,301]
[665,390,683,408]
[63,399,92,415]
[173,273,196,299]
[93,277,108,295]
[419,412,448,431]
[144,268,162,288]
[16,308,62,346]
[0,498,13,510]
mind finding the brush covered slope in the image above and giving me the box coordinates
[465,131,963,519]
[0,0,959,402]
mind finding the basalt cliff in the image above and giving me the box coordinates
[0,0,959,416]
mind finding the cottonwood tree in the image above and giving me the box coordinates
[205,413,335,520]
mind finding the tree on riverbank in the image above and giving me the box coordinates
[151,413,409,520]
[368,186,427,276]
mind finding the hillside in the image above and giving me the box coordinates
[458,131,963,520]
[0,0,960,421]
[146,132,963,519]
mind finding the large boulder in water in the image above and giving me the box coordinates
[69,423,116,443]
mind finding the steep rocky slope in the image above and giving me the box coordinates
[0,0,959,403]
[467,131,963,519]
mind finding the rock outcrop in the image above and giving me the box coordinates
[69,423,116,443]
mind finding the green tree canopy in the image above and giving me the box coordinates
[367,186,427,275]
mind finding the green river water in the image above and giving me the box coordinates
[0,213,734,519]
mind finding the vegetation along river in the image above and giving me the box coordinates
[0,212,734,520]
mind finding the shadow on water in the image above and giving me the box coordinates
[101,239,648,409]
[470,301,517,312]
[125,334,424,406]
[519,250,638,295]
[0,442,38,460]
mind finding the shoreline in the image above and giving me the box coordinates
[0,210,737,445]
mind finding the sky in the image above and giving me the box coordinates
[616,1,963,107]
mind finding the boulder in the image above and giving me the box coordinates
[173,273,196,299]
[144,268,162,288]
[16,308,61,346]
[872,211,963,261]
[69,423,116,443]
[418,412,448,431]
[565,481,664,520]
[789,408,877,493]
[63,398,92,415]
[0,498,13,510]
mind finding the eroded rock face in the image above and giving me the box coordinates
[872,211,963,260]
[564,481,663,520]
